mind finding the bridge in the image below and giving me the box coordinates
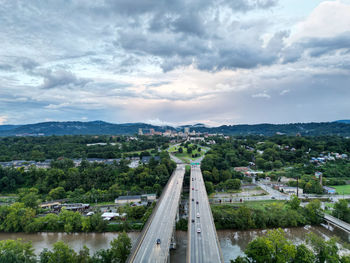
[127,164,185,263]
[324,214,350,234]
[187,165,224,263]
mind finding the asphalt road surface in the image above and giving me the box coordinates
[188,165,223,263]
[130,165,185,263]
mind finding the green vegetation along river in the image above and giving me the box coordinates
[0,226,348,263]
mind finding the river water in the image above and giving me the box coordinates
[0,226,348,262]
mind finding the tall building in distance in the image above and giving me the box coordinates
[184,127,190,134]
[138,128,143,136]
[150,128,155,135]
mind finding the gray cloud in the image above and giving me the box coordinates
[40,70,89,89]
[282,32,350,64]
[1,0,350,125]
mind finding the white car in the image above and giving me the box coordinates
[196,213,200,218]
[197,228,201,233]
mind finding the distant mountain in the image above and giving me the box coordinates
[0,125,21,131]
[335,120,350,124]
[0,121,350,137]
[0,121,175,136]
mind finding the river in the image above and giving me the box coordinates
[0,226,348,262]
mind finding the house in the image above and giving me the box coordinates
[323,186,336,194]
[141,194,157,203]
[278,186,303,195]
[101,212,126,220]
[234,167,249,173]
[115,195,142,204]
[40,201,62,210]
[280,177,296,183]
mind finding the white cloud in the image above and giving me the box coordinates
[145,118,174,126]
[0,116,7,124]
[280,89,290,95]
[252,93,271,99]
[289,0,350,43]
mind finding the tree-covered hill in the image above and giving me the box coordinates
[1,120,350,136]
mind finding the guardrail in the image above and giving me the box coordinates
[127,165,181,263]
[198,166,224,263]
[186,168,193,263]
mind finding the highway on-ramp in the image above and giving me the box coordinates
[188,165,223,263]
[129,164,185,263]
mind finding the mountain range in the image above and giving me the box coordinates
[0,120,350,137]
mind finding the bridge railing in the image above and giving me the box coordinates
[127,165,182,263]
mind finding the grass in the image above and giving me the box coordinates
[324,202,335,215]
[122,148,156,156]
[211,199,286,209]
[168,143,206,163]
[331,185,350,195]
[91,201,117,206]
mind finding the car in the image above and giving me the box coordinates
[156,238,161,245]
[196,213,200,218]
[192,198,194,201]
[271,197,276,199]
[197,228,201,233]
[192,219,195,223]
[192,187,194,190]
[192,178,194,181]
[196,201,199,204]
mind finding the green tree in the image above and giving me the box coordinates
[49,187,66,200]
[59,209,82,233]
[304,199,323,225]
[245,229,296,263]
[294,244,315,263]
[333,199,350,222]
[82,213,107,232]
[18,188,40,209]
[245,235,274,263]
[0,239,36,263]
[205,181,214,195]
[225,179,241,190]
[288,195,301,210]
[307,233,339,263]
[39,241,77,263]
[109,232,132,263]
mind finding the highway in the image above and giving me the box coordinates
[188,165,223,263]
[129,164,185,263]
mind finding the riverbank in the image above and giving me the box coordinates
[1,225,348,263]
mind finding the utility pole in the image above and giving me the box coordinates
[297,175,299,197]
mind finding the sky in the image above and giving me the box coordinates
[0,0,350,126]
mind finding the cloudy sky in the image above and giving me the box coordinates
[1,0,350,126]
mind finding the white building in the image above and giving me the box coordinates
[278,186,303,195]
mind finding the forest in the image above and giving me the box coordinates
[0,135,171,161]
[0,151,176,200]
[231,228,350,263]
[212,197,323,230]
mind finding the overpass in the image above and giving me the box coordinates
[127,164,185,263]
[324,214,350,234]
[187,165,224,263]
